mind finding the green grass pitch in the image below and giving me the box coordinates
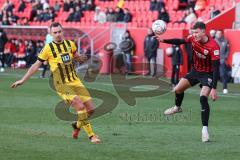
[1,69,240,160]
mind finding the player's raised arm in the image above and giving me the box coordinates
[11,60,43,88]
[157,38,187,45]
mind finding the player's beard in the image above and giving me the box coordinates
[55,35,63,43]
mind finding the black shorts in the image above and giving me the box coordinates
[184,69,213,88]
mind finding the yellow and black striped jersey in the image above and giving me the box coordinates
[38,40,79,84]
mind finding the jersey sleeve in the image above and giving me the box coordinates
[210,43,220,61]
[38,45,49,62]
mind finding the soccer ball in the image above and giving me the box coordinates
[152,20,167,35]
[165,47,173,57]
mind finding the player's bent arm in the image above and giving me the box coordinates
[161,39,187,45]
[210,60,220,101]
[11,60,43,88]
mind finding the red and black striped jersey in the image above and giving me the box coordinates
[186,35,220,73]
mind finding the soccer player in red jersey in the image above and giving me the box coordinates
[158,22,220,142]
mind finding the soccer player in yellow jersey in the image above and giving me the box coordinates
[11,22,100,144]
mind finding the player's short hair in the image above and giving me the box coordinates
[49,22,62,30]
[192,21,206,30]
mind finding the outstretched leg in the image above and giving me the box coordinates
[164,78,191,115]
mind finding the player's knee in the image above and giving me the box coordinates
[71,96,85,110]
[174,87,183,94]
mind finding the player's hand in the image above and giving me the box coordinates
[210,88,218,101]
[78,54,88,63]
[11,79,24,88]
[154,36,163,42]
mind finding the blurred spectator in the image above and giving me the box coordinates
[33,0,43,10]
[0,29,8,72]
[155,0,165,11]
[25,40,37,67]
[94,6,107,23]
[1,0,9,11]
[188,0,197,9]
[178,0,188,10]
[209,29,216,38]
[39,28,53,78]
[21,17,29,25]
[48,7,56,22]
[170,44,183,87]
[54,0,61,12]
[117,0,124,9]
[103,7,109,17]
[215,30,230,94]
[209,5,220,19]
[2,16,10,25]
[42,8,54,22]
[80,0,87,11]
[18,0,26,12]
[73,0,81,7]
[7,11,19,25]
[158,7,170,23]
[150,0,156,11]
[184,7,197,24]
[73,6,83,22]
[63,0,71,12]
[144,28,159,77]
[30,0,43,21]
[194,0,206,11]
[123,8,132,23]
[66,8,75,22]
[15,39,26,67]
[0,10,3,21]
[35,9,44,21]
[42,0,49,10]
[106,8,116,22]
[85,0,95,11]
[174,9,188,24]
[4,39,17,67]
[38,40,47,78]
[2,0,14,12]
[115,7,124,22]
[120,30,135,74]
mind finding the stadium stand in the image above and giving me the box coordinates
[0,0,237,29]
[0,0,239,76]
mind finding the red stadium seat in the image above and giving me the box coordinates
[167,22,173,29]
[179,23,186,29]
[173,23,179,29]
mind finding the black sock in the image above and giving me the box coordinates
[200,96,210,126]
[175,92,184,107]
